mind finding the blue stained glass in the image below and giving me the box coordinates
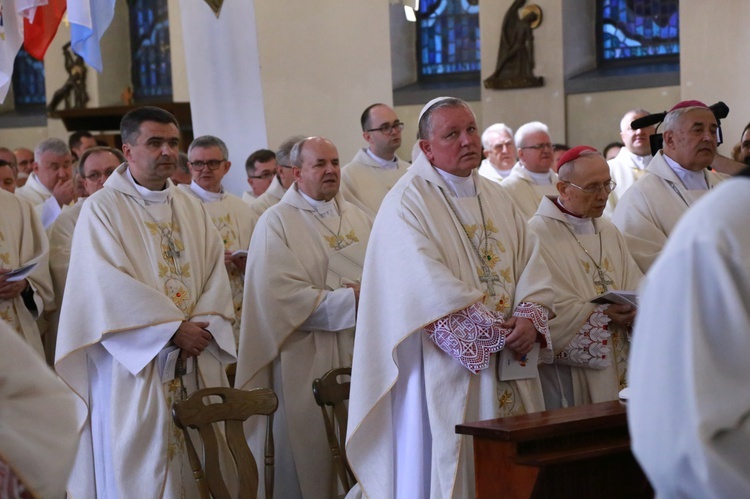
[128,0,172,101]
[599,0,679,61]
[418,0,480,77]
[12,48,46,107]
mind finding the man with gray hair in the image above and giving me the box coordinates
[236,136,371,498]
[604,109,655,217]
[528,146,642,410]
[181,134,254,349]
[15,138,75,228]
[346,97,554,498]
[47,147,125,364]
[247,135,303,221]
[478,122,517,183]
[501,121,558,220]
[612,100,728,272]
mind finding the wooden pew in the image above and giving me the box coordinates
[456,400,653,498]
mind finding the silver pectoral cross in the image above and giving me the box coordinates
[594,270,614,294]
[164,239,182,273]
[479,262,501,297]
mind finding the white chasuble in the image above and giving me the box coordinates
[346,154,555,499]
[235,185,372,499]
[56,164,236,499]
[529,197,643,405]
[604,148,651,218]
[0,320,78,498]
[181,184,256,347]
[611,151,727,273]
[500,165,559,221]
[340,148,409,218]
[0,189,54,357]
[629,175,750,499]
[247,175,286,223]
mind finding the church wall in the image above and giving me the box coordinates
[252,0,394,167]
[680,1,750,156]
[565,86,681,151]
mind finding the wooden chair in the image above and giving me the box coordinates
[312,367,356,494]
[172,387,278,499]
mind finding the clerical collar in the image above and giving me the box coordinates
[365,148,398,170]
[126,167,169,205]
[495,166,513,179]
[434,166,476,198]
[624,148,652,170]
[521,165,554,185]
[555,198,594,234]
[298,187,339,218]
[662,154,709,190]
[189,181,223,203]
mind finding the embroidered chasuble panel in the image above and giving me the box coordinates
[210,211,245,342]
[0,231,23,334]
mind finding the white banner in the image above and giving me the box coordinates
[179,0,268,197]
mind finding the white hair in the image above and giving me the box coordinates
[481,123,514,149]
[514,121,550,148]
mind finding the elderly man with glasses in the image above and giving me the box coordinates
[182,135,255,349]
[340,103,410,218]
[247,135,302,223]
[500,121,559,220]
[47,147,125,364]
[528,146,642,410]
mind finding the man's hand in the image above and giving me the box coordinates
[0,270,28,299]
[52,178,76,206]
[604,303,637,328]
[500,316,537,356]
[225,250,247,273]
[344,282,361,311]
[172,321,212,358]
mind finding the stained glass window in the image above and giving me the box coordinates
[599,0,679,61]
[12,48,46,107]
[418,0,480,77]
[128,0,172,101]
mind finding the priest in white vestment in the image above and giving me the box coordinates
[235,137,372,499]
[612,100,728,273]
[47,147,124,364]
[55,107,237,499]
[182,135,255,348]
[528,146,642,409]
[14,138,76,229]
[604,109,655,217]
[341,104,409,218]
[0,188,54,358]
[478,123,516,183]
[501,121,559,220]
[0,320,78,498]
[346,98,555,499]
[628,168,750,499]
[247,135,301,223]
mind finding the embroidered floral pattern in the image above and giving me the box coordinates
[323,229,359,251]
[514,301,553,364]
[211,213,244,346]
[145,220,195,316]
[425,302,507,373]
[556,304,612,369]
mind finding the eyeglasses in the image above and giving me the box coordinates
[519,143,553,151]
[249,170,275,180]
[84,168,116,181]
[564,180,617,194]
[366,121,405,134]
[190,159,225,171]
[491,141,514,150]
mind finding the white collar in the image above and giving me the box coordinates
[521,165,554,185]
[298,188,339,217]
[189,181,223,202]
[434,167,476,198]
[662,154,708,190]
[624,148,652,170]
[125,167,169,204]
[365,148,398,170]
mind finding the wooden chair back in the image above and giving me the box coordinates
[312,367,356,493]
[172,387,278,499]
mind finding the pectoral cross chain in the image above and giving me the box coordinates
[479,262,501,297]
